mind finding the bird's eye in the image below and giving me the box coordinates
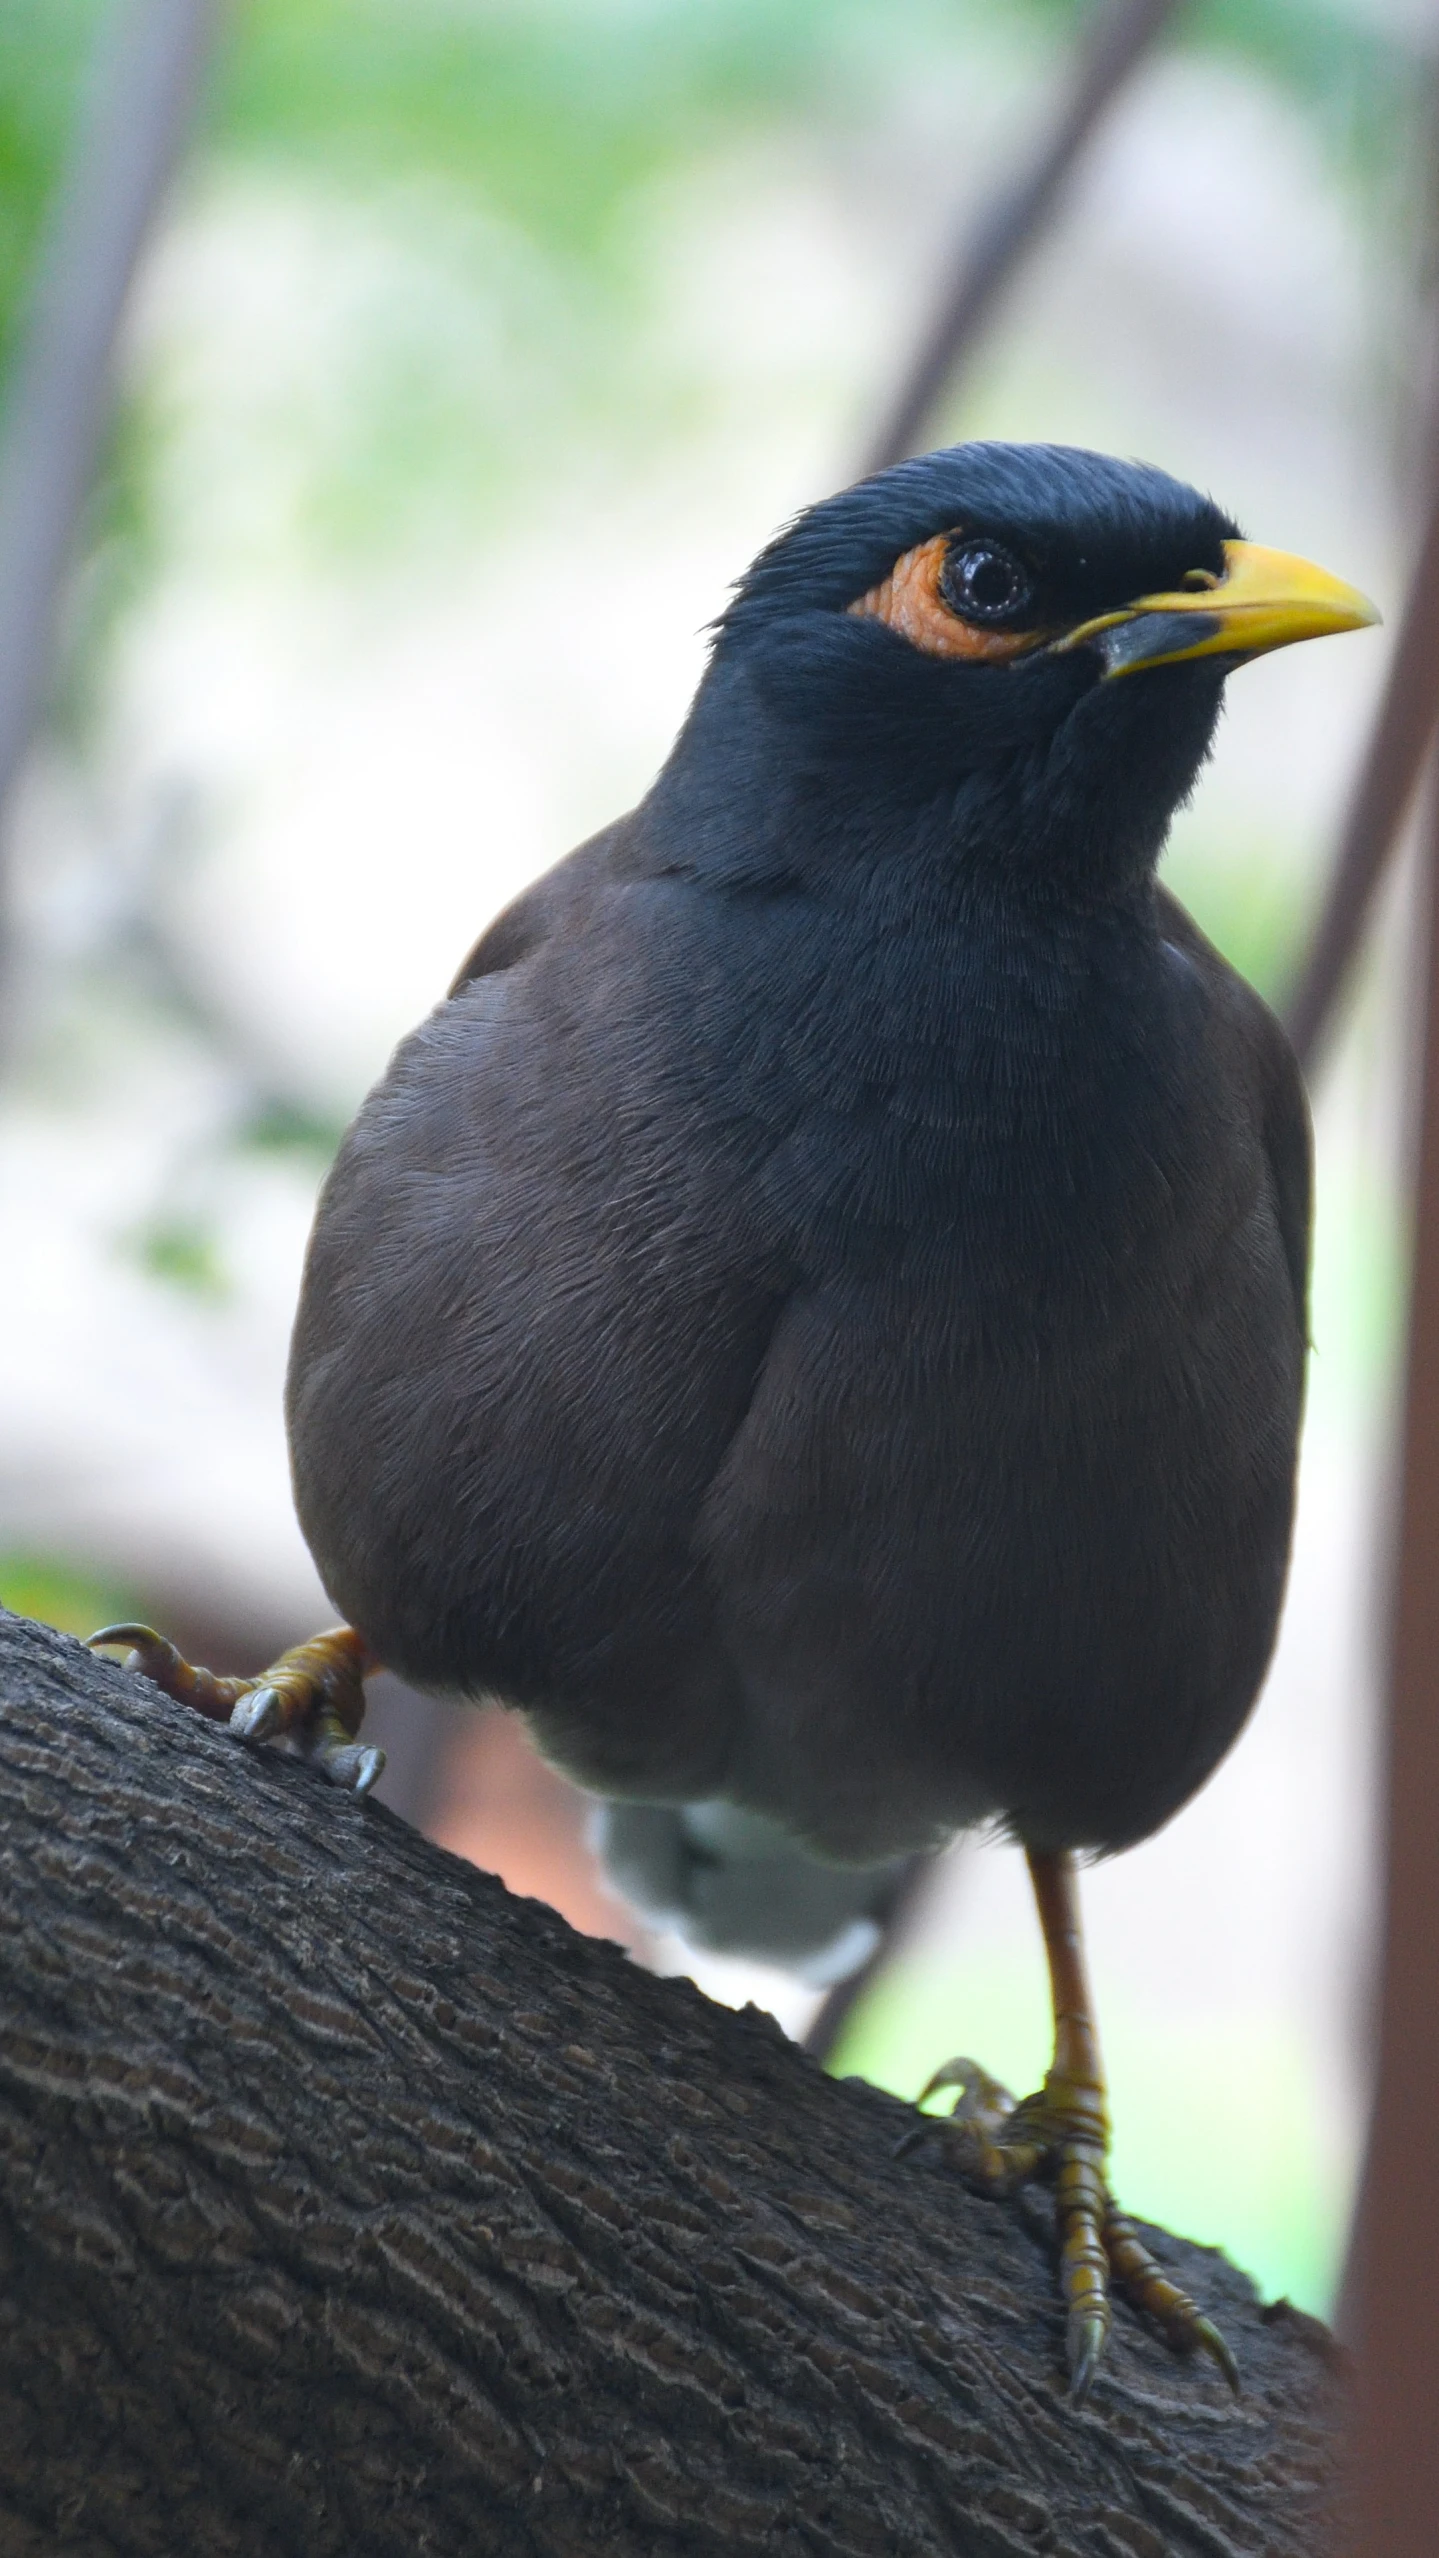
[940,539,1032,625]
[848,532,1044,662]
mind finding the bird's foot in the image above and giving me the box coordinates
[896,2054,1237,2404]
[87,1622,385,1794]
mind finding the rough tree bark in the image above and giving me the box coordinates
[0,1610,1344,2557]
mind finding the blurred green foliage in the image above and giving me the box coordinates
[1,0,1429,553]
[0,0,106,391]
[833,1942,1345,2313]
[236,1096,350,1161]
[1160,827,1307,1005]
[126,1210,231,1299]
[2,0,1423,335]
[215,0,1433,264]
[0,1550,135,1637]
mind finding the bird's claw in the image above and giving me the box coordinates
[1067,2306,1107,2410]
[89,1622,385,1796]
[894,2055,1018,2165]
[904,2055,1236,2401]
[230,1685,285,1743]
[1103,2207,1240,2394]
[918,2054,1018,2132]
[300,1711,385,1795]
[87,1624,246,1722]
[334,1743,385,1795]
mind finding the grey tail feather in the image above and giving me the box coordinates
[592,1798,910,1988]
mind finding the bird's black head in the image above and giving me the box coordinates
[669,442,1373,905]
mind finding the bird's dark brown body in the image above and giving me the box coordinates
[92,442,1376,2401]
[288,449,1313,1879]
[104,441,1376,2402]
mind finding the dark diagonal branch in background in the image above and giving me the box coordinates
[799,1850,937,2069]
[1281,409,1439,1075]
[1341,755,1439,2556]
[0,0,220,877]
[859,0,1185,478]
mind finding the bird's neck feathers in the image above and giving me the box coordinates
[643,640,1224,926]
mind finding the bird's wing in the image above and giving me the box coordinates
[288,808,798,1787]
[447,815,633,996]
[1155,884,1312,1333]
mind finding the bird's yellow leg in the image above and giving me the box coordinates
[86,1623,385,1795]
[898,1847,1236,2403]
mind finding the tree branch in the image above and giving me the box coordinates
[0,1608,1343,2555]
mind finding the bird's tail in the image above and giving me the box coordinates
[592,1798,910,1987]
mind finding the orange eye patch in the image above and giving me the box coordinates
[848,533,1045,662]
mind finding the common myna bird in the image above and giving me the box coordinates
[96,441,1377,2397]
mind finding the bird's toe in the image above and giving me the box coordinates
[897,2051,1238,2401]
[91,1621,382,1801]
[308,1729,387,1794]
[230,1686,285,1744]
[1103,2209,1240,2393]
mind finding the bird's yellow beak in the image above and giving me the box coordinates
[1055,539,1380,680]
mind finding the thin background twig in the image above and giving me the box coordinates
[859,0,1184,478]
[0,0,220,881]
